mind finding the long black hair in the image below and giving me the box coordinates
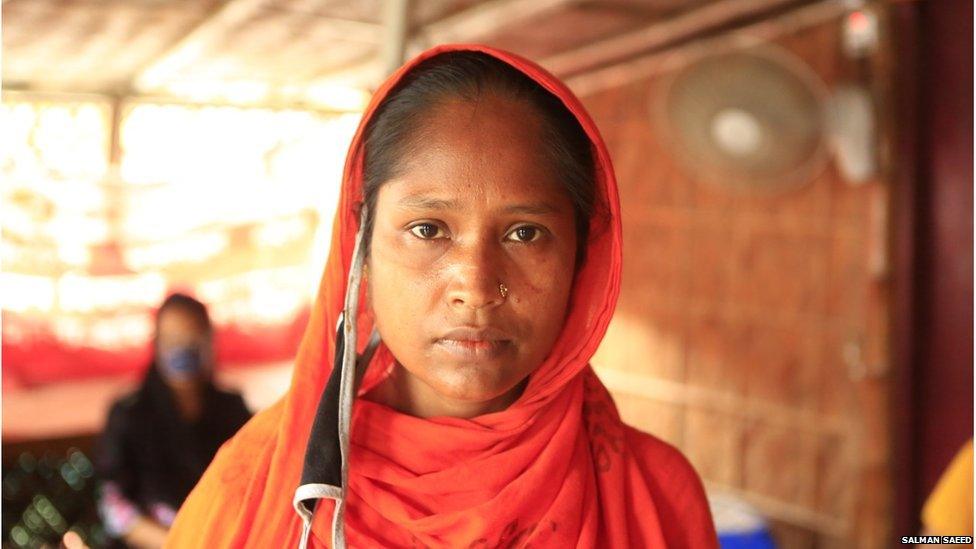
[155,292,212,336]
[360,51,599,267]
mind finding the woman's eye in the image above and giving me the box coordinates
[508,226,541,243]
[408,223,443,240]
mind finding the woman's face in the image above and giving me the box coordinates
[156,307,211,386]
[367,95,579,417]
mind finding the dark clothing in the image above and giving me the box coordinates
[95,364,251,542]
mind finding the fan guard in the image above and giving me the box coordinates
[654,46,831,192]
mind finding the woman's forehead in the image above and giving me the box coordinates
[421,94,542,135]
[377,171,572,217]
[158,308,207,337]
[377,99,566,200]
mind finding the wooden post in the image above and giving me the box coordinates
[381,0,411,78]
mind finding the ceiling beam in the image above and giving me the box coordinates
[381,0,411,75]
[540,0,808,77]
[564,0,846,97]
[133,0,271,92]
[308,0,583,89]
[258,7,383,39]
[1,87,355,116]
[411,0,581,51]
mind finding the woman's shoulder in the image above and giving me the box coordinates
[624,425,699,481]
[214,396,282,453]
[209,385,248,406]
[207,386,253,423]
[624,425,718,547]
[102,391,146,435]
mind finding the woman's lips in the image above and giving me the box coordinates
[435,338,511,359]
[435,326,513,359]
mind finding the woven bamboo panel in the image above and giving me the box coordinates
[583,18,891,548]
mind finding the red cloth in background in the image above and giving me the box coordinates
[2,308,309,389]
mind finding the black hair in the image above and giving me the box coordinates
[155,292,212,335]
[360,50,597,267]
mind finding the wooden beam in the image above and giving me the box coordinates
[258,7,383,39]
[303,55,385,90]
[564,0,847,97]
[0,88,355,116]
[134,0,268,91]
[541,0,807,77]
[410,0,582,52]
[309,0,582,89]
[381,0,411,75]
[595,366,852,436]
[705,482,851,537]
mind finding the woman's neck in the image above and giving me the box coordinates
[363,363,526,419]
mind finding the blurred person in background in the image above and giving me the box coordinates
[95,293,251,548]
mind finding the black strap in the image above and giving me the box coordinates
[298,316,345,492]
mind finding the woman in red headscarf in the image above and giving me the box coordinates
[166,45,717,548]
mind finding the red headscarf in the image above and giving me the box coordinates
[166,44,717,548]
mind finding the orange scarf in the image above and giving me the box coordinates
[166,44,717,548]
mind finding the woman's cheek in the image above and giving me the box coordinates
[371,252,438,342]
[520,249,574,320]
[521,248,567,290]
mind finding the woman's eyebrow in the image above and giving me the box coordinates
[397,195,459,210]
[503,203,560,216]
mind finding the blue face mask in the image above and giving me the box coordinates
[158,345,204,381]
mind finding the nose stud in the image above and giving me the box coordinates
[498,283,508,299]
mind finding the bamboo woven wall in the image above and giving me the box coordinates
[580,20,893,548]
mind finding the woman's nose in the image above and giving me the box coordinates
[446,239,505,310]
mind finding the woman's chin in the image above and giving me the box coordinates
[424,369,527,412]
[383,352,533,417]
